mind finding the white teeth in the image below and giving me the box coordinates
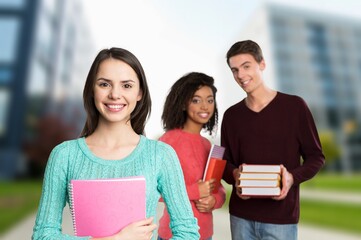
[242,80,250,85]
[107,104,124,109]
[199,113,209,118]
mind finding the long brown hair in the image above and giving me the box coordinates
[80,47,151,137]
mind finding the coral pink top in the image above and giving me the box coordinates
[158,129,226,239]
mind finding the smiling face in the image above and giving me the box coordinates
[184,85,215,130]
[229,53,265,94]
[93,58,142,125]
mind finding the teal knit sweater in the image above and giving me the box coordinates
[32,135,199,239]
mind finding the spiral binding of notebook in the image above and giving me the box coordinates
[68,182,78,236]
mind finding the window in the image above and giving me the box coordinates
[0,68,12,84]
[0,0,25,8]
[0,88,10,136]
[0,17,20,64]
[27,61,47,95]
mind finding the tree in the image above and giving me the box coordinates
[319,130,341,171]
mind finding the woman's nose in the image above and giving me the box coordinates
[108,87,122,99]
[201,101,208,110]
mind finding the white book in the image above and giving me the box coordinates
[239,173,280,180]
[241,164,281,173]
[239,179,280,187]
[240,187,281,196]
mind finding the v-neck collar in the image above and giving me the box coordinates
[243,91,279,114]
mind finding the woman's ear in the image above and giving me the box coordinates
[137,89,143,101]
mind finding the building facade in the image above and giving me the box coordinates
[0,0,94,179]
[240,3,361,171]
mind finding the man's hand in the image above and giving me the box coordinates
[272,164,294,200]
[234,166,250,200]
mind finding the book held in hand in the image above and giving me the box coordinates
[202,144,226,193]
[239,172,280,180]
[239,187,281,196]
[69,176,146,237]
[241,164,281,173]
[238,164,282,197]
[239,179,280,187]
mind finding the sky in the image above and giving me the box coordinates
[82,0,361,141]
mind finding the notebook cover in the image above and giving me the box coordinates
[69,176,146,237]
[203,157,226,193]
[203,144,226,193]
[203,144,225,180]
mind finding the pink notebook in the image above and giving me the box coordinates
[69,176,146,237]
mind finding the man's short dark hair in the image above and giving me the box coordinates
[226,40,264,65]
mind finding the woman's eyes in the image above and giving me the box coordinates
[191,98,214,104]
[99,82,110,87]
[191,99,201,104]
[123,83,132,89]
[98,82,133,89]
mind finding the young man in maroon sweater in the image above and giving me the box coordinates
[221,40,325,240]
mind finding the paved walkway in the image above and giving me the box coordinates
[1,187,361,239]
[301,188,361,205]
[1,201,361,240]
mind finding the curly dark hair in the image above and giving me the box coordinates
[161,72,218,135]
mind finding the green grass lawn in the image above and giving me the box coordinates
[302,173,361,192]
[222,173,361,235]
[300,199,361,235]
[0,180,42,234]
[300,173,361,234]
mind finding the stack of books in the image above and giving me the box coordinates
[238,164,281,197]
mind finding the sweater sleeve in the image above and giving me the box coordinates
[32,143,90,240]
[221,111,238,185]
[290,99,325,185]
[212,183,226,209]
[159,131,202,201]
[157,143,200,239]
[186,182,201,200]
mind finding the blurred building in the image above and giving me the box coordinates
[240,3,361,172]
[0,0,94,179]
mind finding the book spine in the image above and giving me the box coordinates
[239,173,281,180]
[68,182,77,236]
[241,164,281,173]
[239,179,280,187]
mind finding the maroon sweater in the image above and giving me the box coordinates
[221,92,325,224]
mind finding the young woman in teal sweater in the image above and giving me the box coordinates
[32,48,199,240]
